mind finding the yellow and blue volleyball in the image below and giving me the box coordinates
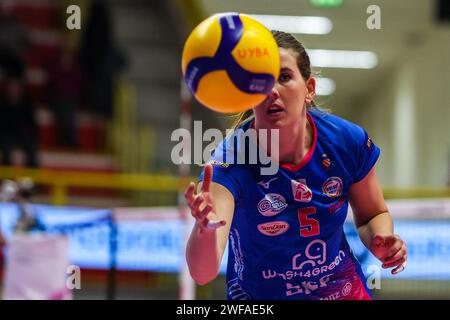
[181,13,280,113]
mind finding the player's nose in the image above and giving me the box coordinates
[268,86,280,100]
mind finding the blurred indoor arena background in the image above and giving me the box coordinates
[0,0,449,300]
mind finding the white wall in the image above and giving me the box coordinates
[352,26,450,187]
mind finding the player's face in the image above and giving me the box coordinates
[253,48,315,129]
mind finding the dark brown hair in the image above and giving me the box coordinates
[272,30,312,81]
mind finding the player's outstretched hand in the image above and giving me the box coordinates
[184,164,226,233]
[370,234,407,275]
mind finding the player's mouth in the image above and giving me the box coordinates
[266,103,285,116]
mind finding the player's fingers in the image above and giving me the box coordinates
[190,195,205,213]
[383,241,407,263]
[382,244,406,265]
[205,219,226,230]
[197,204,212,221]
[382,254,407,269]
[184,182,196,204]
[385,238,404,259]
[201,164,213,193]
[392,260,407,275]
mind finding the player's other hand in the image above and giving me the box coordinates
[369,234,407,275]
[184,164,226,233]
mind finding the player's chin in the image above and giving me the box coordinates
[264,111,289,127]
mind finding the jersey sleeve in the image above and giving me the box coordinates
[350,125,381,183]
[199,162,243,201]
[198,138,244,201]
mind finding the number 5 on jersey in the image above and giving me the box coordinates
[297,207,320,237]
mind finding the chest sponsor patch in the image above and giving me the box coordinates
[291,179,313,202]
[257,221,289,236]
[257,193,288,216]
[322,177,343,198]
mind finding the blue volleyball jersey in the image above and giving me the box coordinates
[199,109,380,300]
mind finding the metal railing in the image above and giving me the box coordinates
[0,166,192,206]
[1,166,449,206]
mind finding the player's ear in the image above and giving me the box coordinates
[305,77,316,104]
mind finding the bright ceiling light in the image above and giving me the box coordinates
[310,0,344,8]
[315,77,336,96]
[248,15,332,35]
[307,49,378,69]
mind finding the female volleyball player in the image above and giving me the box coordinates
[185,31,407,300]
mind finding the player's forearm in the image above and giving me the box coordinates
[357,211,393,249]
[186,223,222,285]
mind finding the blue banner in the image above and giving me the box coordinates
[1,203,449,279]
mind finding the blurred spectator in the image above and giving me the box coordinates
[78,0,126,119]
[14,177,43,233]
[0,75,39,167]
[47,34,82,149]
[0,3,29,78]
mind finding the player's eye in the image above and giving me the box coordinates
[279,73,291,83]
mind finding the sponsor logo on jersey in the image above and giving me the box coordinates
[229,229,245,281]
[342,282,353,297]
[322,177,343,198]
[227,278,251,300]
[285,274,333,297]
[262,250,346,282]
[257,177,278,189]
[321,153,331,170]
[291,179,312,202]
[208,160,229,168]
[328,196,346,214]
[257,193,288,216]
[257,221,289,236]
